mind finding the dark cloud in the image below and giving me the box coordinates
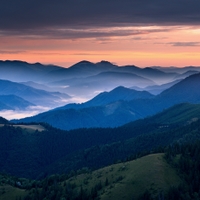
[0,0,200,38]
[169,42,200,47]
[0,50,26,54]
[0,26,172,40]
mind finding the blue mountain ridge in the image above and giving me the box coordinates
[13,73,200,130]
[55,86,154,110]
[0,95,35,110]
[0,79,71,109]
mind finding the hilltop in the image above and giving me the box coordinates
[0,153,181,200]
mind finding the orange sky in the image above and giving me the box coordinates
[1,0,200,68]
[1,25,200,68]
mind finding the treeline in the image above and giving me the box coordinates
[38,118,200,178]
[1,171,105,200]
[140,141,200,200]
[22,176,103,200]
[1,117,200,179]
[164,141,200,200]
[0,119,166,179]
[2,139,200,200]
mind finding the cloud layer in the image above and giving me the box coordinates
[1,0,200,37]
[1,0,200,68]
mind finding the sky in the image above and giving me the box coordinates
[1,0,200,68]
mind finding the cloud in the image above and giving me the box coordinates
[169,42,200,47]
[0,106,50,120]
[70,53,109,56]
[0,97,89,120]
[1,0,200,38]
[0,50,26,54]
[0,26,173,40]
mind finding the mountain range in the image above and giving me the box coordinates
[56,86,154,110]
[0,79,71,109]
[13,72,200,130]
[1,60,199,102]
[0,59,200,124]
[1,60,200,199]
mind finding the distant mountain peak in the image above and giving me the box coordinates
[32,62,43,66]
[111,86,136,93]
[69,60,95,69]
[143,67,165,73]
[75,60,93,65]
[113,86,126,90]
[97,60,115,65]
[143,67,156,71]
[0,60,28,65]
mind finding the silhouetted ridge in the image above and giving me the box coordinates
[1,60,29,64]
[70,60,94,67]
[84,86,154,107]
[158,72,200,104]
[96,60,114,65]
[0,116,9,124]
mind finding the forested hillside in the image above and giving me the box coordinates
[1,141,200,200]
[1,103,200,179]
[0,102,200,199]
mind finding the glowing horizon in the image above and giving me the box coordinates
[1,25,200,68]
[1,1,200,68]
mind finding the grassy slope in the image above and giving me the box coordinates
[0,185,27,200]
[0,153,181,200]
[0,124,45,133]
[66,153,181,200]
[12,124,46,132]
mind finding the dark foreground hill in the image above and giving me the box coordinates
[1,141,200,200]
[0,153,181,200]
[0,116,9,124]
[2,103,200,179]
[1,103,200,199]
[14,73,200,130]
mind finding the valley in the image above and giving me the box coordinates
[1,60,200,199]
